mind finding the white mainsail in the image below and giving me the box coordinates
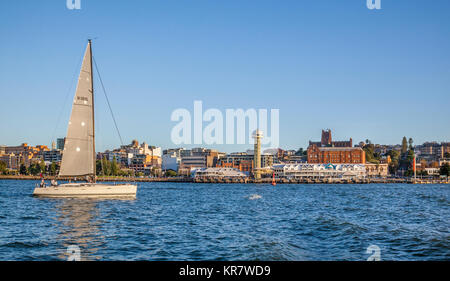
[33,40,137,198]
[59,41,95,177]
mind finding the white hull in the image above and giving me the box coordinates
[33,183,137,198]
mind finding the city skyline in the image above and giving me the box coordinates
[2,133,448,155]
[1,1,450,153]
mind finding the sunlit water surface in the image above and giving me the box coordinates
[0,180,448,260]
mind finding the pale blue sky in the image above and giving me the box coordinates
[0,0,449,152]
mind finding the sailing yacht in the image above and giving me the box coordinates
[33,40,137,198]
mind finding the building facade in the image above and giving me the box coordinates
[309,129,353,148]
[365,163,388,177]
[193,167,247,179]
[273,163,366,179]
[162,152,181,171]
[307,145,366,164]
[307,129,364,164]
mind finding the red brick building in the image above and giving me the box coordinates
[307,145,366,164]
[307,129,365,164]
[216,159,253,173]
[309,129,352,148]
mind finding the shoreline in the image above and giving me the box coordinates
[0,175,447,184]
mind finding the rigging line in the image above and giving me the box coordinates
[92,56,124,146]
[50,46,85,145]
[97,109,105,177]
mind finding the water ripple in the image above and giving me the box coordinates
[0,180,448,260]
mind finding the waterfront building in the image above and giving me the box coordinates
[180,156,207,169]
[141,142,162,158]
[284,155,306,163]
[0,153,22,170]
[193,167,247,179]
[308,145,366,164]
[309,129,352,148]
[162,152,181,171]
[365,163,388,178]
[177,148,225,174]
[178,156,207,176]
[417,142,450,160]
[41,150,62,163]
[57,138,65,150]
[120,140,160,155]
[273,163,366,180]
[261,153,273,168]
[217,152,273,173]
[113,140,162,172]
[163,148,185,158]
[104,151,124,163]
[0,143,51,169]
[4,143,32,155]
[307,129,364,164]
[424,167,440,176]
[180,149,193,157]
[216,158,253,174]
[128,153,160,175]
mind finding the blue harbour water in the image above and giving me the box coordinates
[0,180,448,261]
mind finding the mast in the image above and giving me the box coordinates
[89,39,96,182]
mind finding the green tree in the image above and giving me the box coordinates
[404,169,413,177]
[96,160,102,175]
[388,149,400,161]
[363,144,380,164]
[440,163,450,176]
[401,136,408,154]
[419,170,428,176]
[100,156,112,176]
[29,163,42,176]
[49,161,57,176]
[39,160,46,174]
[444,152,450,158]
[387,150,400,174]
[19,163,28,175]
[165,170,177,177]
[0,161,7,175]
[406,149,415,163]
[111,156,119,176]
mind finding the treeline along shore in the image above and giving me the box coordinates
[0,175,448,184]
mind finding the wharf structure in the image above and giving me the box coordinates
[193,167,247,180]
[273,163,366,180]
